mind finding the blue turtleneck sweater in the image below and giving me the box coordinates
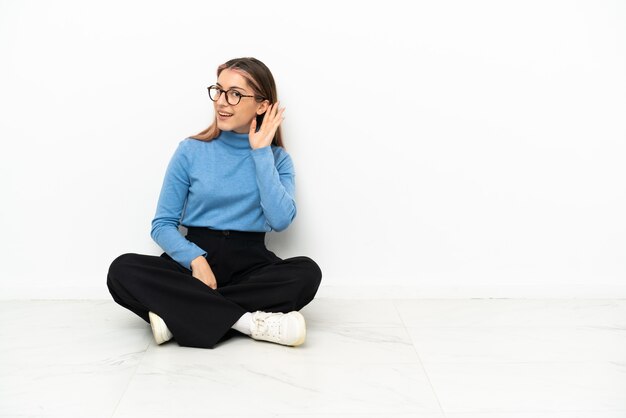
[150,130,296,269]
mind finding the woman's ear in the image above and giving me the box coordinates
[257,99,270,115]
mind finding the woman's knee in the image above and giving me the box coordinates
[107,253,141,284]
[295,256,322,289]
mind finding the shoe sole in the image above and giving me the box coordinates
[149,311,171,345]
[290,311,306,347]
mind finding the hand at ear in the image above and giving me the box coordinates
[249,102,285,150]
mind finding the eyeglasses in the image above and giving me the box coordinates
[207,85,264,106]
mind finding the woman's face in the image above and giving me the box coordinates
[214,68,269,134]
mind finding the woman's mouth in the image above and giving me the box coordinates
[218,111,233,120]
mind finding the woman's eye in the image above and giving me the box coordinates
[231,91,241,98]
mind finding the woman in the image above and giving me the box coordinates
[106,57,322,349]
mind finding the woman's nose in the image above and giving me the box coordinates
[217,92,229,105]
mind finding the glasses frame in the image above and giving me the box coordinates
[207,85,265,106]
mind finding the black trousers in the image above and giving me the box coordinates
[106,227,322,349]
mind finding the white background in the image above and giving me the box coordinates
[1,0,624,299]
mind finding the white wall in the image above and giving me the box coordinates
[1,0,624,299]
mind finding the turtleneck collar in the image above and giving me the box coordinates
[217,129,252,150]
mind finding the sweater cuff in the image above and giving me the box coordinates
[251,145,273,159]
[181,248,208,270]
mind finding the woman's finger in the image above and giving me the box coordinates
[267,102,277,120]
[273,101,281,118]
[273,107,285,128]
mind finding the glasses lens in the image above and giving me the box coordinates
[226,90,241,105]
[208,86,220,101]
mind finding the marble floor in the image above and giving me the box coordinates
[1,298,625,417]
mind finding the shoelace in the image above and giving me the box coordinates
[253,313,282,340]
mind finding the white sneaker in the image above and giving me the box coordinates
[250,310,306,346]
[149,311,173,345]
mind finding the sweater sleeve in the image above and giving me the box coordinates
[150,139,207,269]
[250,146,297,231]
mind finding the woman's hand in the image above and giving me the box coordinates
[190,255,218,290]
[248,102,285,150]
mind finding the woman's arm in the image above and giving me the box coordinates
[247,103,296,231]
[150,139,208,269]
[251,146,297,231]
